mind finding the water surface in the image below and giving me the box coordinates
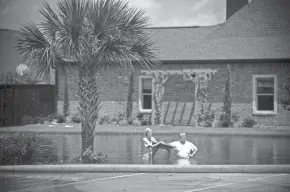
[1,133,290,165]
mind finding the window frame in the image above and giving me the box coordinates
[138,75,154,113]
[252,74,277,115]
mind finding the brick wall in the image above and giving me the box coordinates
[58,62,290,127]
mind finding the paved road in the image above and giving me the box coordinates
[0,172,289,192]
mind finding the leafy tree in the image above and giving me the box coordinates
[15,0,159,154]
[281,77,290,111]
[219,65,232,127]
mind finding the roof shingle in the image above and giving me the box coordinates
[147,0,290,61]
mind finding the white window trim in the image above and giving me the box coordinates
[252,74,277,115]
[138,75,154,113]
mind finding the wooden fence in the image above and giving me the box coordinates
[0,84,56,127]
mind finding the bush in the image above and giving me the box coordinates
[99,115,110,125]
[56,114,66,123]
[218,112,240,128]
[117,113,125,124]
[47,114,56,122]
[241,116,257,128]
[132,119,142,126]
[71,113,82,123]
[22,116,47,125]
[136,112,151,126]
[197,103,215,128]
[118,119,129,126]
[68,146,108,164]
[0,134,36,165]
[136,113,144,121]
[22,116,33,125]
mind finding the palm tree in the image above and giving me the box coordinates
[15,0,159,154]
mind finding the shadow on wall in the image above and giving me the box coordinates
[163,101,195,126]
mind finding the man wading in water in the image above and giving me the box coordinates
[169,132,198,165]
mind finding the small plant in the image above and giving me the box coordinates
[71,113,82,123]
[56,114,66,123]
[241,116,257,128]
[99,115,110,125]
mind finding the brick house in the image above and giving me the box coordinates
[1,0,290,127]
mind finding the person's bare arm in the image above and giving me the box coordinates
[188,144,198,158]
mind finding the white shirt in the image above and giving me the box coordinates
[170,141,197,159]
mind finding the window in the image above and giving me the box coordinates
[253,75,277,115]
[139,76,153,112]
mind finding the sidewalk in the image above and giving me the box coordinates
[1,123,290,136]
[1,172,290,192]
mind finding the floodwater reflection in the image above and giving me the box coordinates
[1,133,290,165]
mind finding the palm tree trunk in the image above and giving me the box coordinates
[78,65,101,154]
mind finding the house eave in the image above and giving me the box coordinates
[160,58,290,64]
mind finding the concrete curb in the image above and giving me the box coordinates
[1,130,290,137]
[0,165,290,173]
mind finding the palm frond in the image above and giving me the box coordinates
[87,0,159,70]
[55,0,88,59]
[39,1,62,43]
[117,6,150,36]
[15,22,55,80]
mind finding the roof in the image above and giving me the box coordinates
[146,0,290,60]
[1,0,290,63]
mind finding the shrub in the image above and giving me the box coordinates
[118,119,129,126]
[231,112,240,123]
[197,103,215,128]
[71,113,82,123]
[117,113,125,123]
[68,146,108,164]
[22,116,47,125]
[127,118,133,125]
[47,114,56,122]
[0,133,36,165]
[22,116,33,125]
[99,115,110,125]
[136,113,144,121]
[132,119,142,126]
[241,116,257,128]
[56,114,66,123]
[218,112,240,128]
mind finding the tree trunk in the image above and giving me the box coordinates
[81,122,95,152]
[78,65,101,154]
[54,67,59,116]
[63,67,69,117]
[126,71,134,119]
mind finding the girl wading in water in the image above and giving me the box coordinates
[142,128,174,164]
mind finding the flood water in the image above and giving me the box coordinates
[1,132,290,165]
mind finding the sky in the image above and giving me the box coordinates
[0,0,226,30]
